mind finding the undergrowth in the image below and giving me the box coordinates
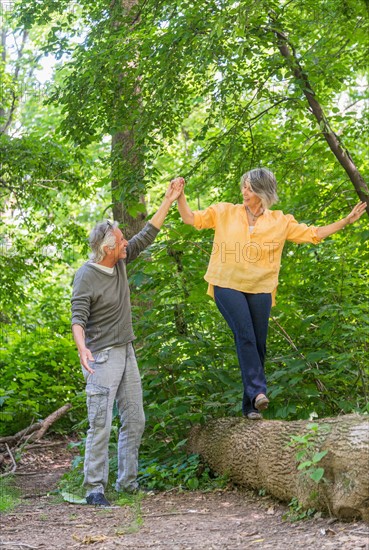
[58,436,229,503]
[0,477,20,513]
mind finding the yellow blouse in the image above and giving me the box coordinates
[193,203,322,305]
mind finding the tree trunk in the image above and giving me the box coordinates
[188,414,369,521]
[111,129,146,240]
[110,0,146,239]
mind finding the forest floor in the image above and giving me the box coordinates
[0,437,368,550]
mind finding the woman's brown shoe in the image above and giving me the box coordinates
[255,394,269,411]
[246,411,263,420]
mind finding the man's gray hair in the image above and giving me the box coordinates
[240,168,278,209]
[89,220,119,263]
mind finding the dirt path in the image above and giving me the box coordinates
[1,438,368,550]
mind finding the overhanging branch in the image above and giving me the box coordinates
[270,19,369,216]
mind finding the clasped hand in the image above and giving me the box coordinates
[164,177,185,201]
[170,177,185,195]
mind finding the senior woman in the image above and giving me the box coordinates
[172,169,366,419]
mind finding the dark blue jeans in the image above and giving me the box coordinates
[214,287,272,415]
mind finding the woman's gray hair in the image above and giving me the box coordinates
[240,168,278,209]
[89,220,119,263]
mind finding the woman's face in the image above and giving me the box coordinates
[241,181,263,210]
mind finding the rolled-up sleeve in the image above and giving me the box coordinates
[285,214,322,244]
[71,273,92,329]
[193,206,217,230]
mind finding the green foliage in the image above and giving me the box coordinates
[288,423,330,485]
[0,322,84,435]
[283,497,316,522]
[15,0,369,209]
[137,454,229,492]
[267,222,369,418]
[0,8,109,438]
[59,433,228,496]
[57,441,85,497]
[0,284,85,435]
[0,132,94,315]
[285,424,331,520]
[0,478,21,513]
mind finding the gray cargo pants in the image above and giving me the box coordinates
[82,343,145,496]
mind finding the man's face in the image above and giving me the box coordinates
[112,228,128,262]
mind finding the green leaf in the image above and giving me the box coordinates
[61,492,87,504]
[187,477,199,490]
[312,450,328,463]
[310,468,325,483]
[127,203,146,217]
[297,461,312,470]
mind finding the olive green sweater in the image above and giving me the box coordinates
[71,223,159,353]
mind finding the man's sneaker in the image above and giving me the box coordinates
[86,492,111,506]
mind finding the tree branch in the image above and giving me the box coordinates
[0,30,29,135]
[0,404,72,447]
[0,444,17,478]
[270,18,369,215]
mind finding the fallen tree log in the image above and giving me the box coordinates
[188,414,369,521]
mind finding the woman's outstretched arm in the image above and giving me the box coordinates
[171,177,195,225]
[316,201,367,239]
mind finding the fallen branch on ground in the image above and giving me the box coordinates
[0,444,17,478]
[0,404,72,448]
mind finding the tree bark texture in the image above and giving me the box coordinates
[188,414,369,521]
[111,129,146,240]
[273,25,369,215]
[110,0,146,240]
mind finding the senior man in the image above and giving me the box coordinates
[71,182,183,506]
